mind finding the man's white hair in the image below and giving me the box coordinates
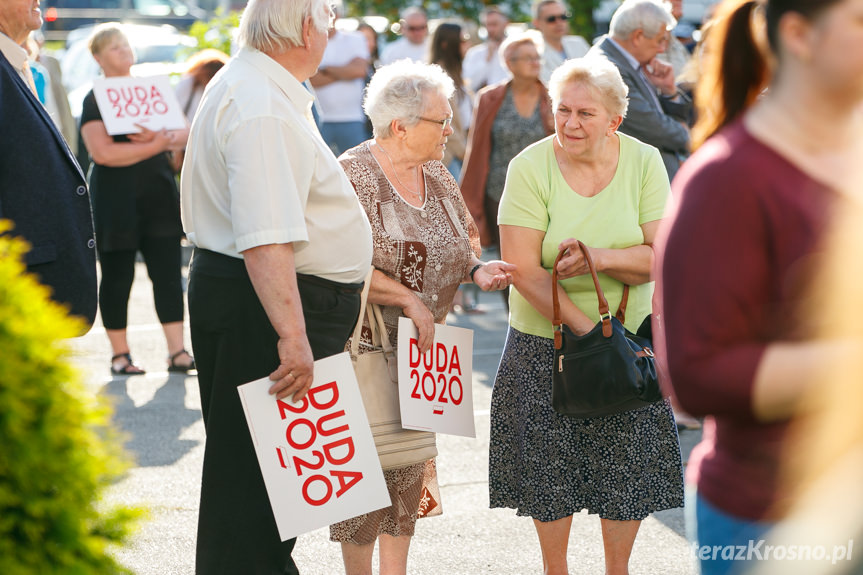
[609,0,676,40]
[238,0,330,53]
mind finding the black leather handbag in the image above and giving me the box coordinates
[551,241,662,418]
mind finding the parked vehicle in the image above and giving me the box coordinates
[61,23,194,112]
[42,0,205,42]
[593,0,714,36]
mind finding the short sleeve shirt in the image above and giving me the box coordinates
[180,48,372,283]
[316,31,370,123]
[499,133,669,338]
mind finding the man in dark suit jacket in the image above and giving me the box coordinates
[0,11,97,332]
[588,0,691,182]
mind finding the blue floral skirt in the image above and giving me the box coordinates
[489,328,684,522]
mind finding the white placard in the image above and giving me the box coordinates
[237,352,391,542]
[397,317,476,438]
[92,75,187,135]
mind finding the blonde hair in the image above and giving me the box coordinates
[87,23,129,57]
[548,57,629,119]
[499,30,542,72]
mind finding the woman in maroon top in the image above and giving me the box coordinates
[654,0,863,573]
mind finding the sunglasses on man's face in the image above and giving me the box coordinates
[544,13,570,23]
[406,24,428,32]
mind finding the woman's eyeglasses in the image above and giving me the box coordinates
[544,13,570,23]
[418,116,453,130]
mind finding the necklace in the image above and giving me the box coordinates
[375,141,423,201]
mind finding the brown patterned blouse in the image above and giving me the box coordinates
[339,141,481,348]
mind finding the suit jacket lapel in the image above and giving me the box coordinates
[599,38,663,113]
[0,53,86,181]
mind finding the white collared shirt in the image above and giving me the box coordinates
[463,41,510,93]
[539,35,590,85]
[0,31,30,84]
[180,47,372,284]
[380,37,427,65]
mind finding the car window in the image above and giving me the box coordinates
[49,0,122,8]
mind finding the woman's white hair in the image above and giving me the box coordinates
[238,0,330,53]
[548,57,629,119]
[364,60,456,139]
[609,0,676,40]
[498,30,542,72]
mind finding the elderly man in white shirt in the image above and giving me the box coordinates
[180,0,373,572]
[462,5,511,93]
[379,6,428,65]
[532,0,590,84]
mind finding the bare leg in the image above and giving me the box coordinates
[600,519,641,575]
[162,320,193,368]
[108,328,144,373]
[340,541,375,575]
[533,515,572,575]
[379,534,411,575]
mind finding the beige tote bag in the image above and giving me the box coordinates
[350,268,438,471]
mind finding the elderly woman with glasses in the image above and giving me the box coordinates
[329,59,514,575]
[488,56,684,574]
[461,31,554,260]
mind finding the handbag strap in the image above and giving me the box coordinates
[350,267,374,358]
[551,241,630,348]
[349,267,395,358]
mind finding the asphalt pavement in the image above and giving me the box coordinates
[67,257,701,575]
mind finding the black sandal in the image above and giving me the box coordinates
[168,349,196,373]
[111,352,145,375]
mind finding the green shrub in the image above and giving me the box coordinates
[0,221,142,574]
[185,9,240,57]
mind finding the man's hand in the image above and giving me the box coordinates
[269,335,315,402]
[243,243,313,403]
[643,58,677,97]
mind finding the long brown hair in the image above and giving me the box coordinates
[429,22,466,95]
[692,0,844,149]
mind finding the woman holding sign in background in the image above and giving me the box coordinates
[80,23,193,375]
[488,57,684,575]
[331,60,514,575]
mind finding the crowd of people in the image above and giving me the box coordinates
[2,0,863,573]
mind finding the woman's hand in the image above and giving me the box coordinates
[556,239,596,279]
[473,260,516,291]
[127,124,158,143]
[128,125,174,151]
[402,292,435,354]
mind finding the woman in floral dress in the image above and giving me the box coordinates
[330,60,514,575]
